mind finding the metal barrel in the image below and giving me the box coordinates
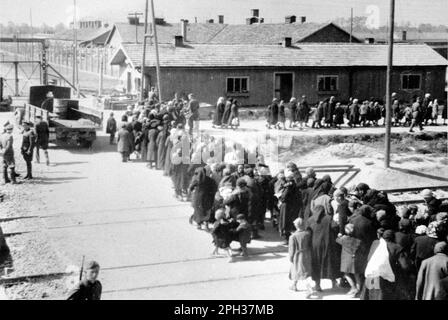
[53,98,68,119]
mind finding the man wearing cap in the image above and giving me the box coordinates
[421,189,441,220]
[67,260,102,300]
[0,124,18,184]
[416,241,448,300]
[106,112,117,145]
[21,122,35,180]
[34,115,50,166]
[186,93,200,136]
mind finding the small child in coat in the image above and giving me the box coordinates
[288,218,313,296]
[335,223,363,297]
[230,214,251,258]
[211,209,234,262]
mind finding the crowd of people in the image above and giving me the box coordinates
[109,93,448,299]
[264,93,447,131]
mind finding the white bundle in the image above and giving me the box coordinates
[364,238,395,283]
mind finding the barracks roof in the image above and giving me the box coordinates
[110,43,448,68]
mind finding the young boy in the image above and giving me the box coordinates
[335,224,362,298]
[211,209,234,262]
[230,214,251,258]
[67,260,102,300]
[288,218,313,297]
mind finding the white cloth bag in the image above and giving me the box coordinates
[364,238,395,283]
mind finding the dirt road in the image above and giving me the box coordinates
[0,111,446,300]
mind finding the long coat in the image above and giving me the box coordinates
[156,128,168,169]
[306,212,340,281]
[411,235,439,271]
[278,181,302,236]
[189,167,218,224]
[116,128,132,153]
[416,253,448,300]
[296,100,309,122]
[334,105,345,125]
[289,230,312,281]
[213,102,225,126]
[336,235,363,274]
[147,128,158,162]
[268,102,279,125]
[221,101,232,124]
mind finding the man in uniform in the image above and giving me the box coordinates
[67,260,102,300]
[187,93,200,136]
[41,91,54,112]
[410,96,424,132]
[106,112,117,145]
[0,123,18,184]
[34,115,50,165]
[21,122,35,180]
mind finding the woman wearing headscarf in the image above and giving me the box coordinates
[212,97,225,128]
[188,167,218,230]
[268,98,279,129]
[223,178,250,220]
[306,205,340,292]
[361,229,413,300]
[221,98,233,128]
[288,97,297,128]
[301,178,316,223]
[278,169,302,244]
[278,100,286,130]
[244,167,263,239]
[311,182,334,217]
[227,99,240,130]
[156,123,169,170]
[146,120,159,169]
[411,221,442,271]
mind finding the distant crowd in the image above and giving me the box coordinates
[263,93,447,132]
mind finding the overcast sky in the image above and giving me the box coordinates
[1,0,447,27]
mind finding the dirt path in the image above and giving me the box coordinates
[0,111,446,300]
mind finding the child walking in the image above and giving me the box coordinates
[230,214,251,258]
[211,209,234,262]
[335,223,363,298]
[288,218,314,296]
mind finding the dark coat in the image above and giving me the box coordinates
[223,188,250,219]
[334,105,345,125]
[189,167,218,224]
[361,241,413,300]
[106,117,117,134]
[222,101,232,124]
[213,102,225,126]
[336,199,351,235]
[117,128,132,153]
[416,253,448,300]
[278,103,286,122]
[288,102,297,122]
[296,100,309,122]
[35,121,50,148]
[411,235,439,271]
[278,181,302,236]
[394,232,413,253]
[268,102,279,125]
[67,280,102,300]
[306,208,340,281]
[156,128,168,169]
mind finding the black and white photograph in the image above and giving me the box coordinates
[0,0,447,304]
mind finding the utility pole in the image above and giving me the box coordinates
[140,0,149,101]
[98,49,104,96]
[385,0,395,168]
[150,0,162,101]
[30,9,34,60]
[350,8,353,43]
[128,12,143,44]
[73,0,79,97]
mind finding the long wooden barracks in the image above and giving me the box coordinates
[108,16,448,106]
